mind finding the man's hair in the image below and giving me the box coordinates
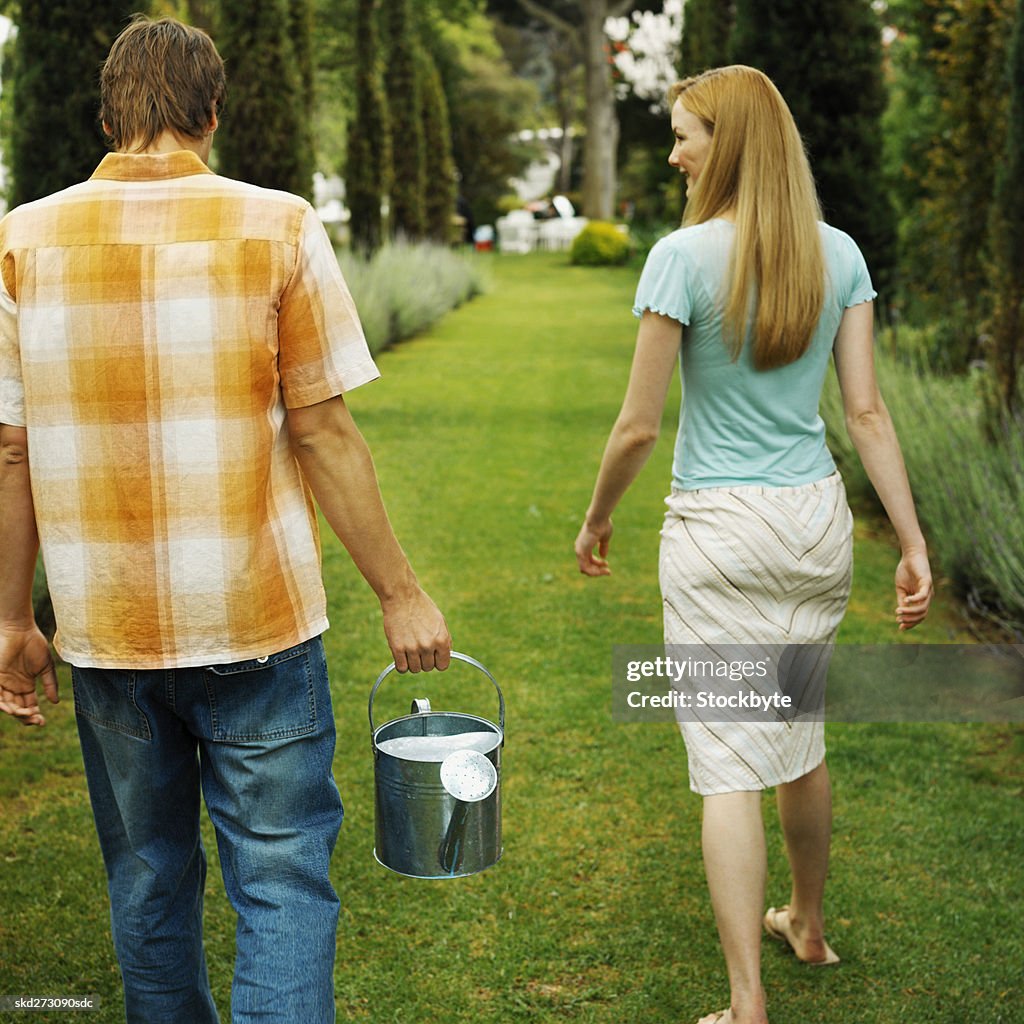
[669,66,825,371]
[99,15,226,153]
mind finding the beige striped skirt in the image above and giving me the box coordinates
[659,472,854,795]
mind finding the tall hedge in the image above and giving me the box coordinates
[217,0,312,200]
[347,0,390,253]
[383,0,426,239]
[679,0,734,74]
[287,0,316,200]
[419,48,456,244]
[988,0,1024,416]
[7,1,134,207]
[730,0,896,297]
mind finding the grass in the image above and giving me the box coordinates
[0,251,1021,1024]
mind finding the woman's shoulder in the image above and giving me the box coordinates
[817,221,875,302]
[817,221,866,257]
[658,218,732,247]
[648,219,732,265]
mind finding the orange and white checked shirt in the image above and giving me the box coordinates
[0,150,380,668]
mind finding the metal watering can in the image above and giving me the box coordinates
[369,651,504,878]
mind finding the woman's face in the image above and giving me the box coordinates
[669,101,713,196]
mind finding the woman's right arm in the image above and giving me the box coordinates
[833,301,933,630]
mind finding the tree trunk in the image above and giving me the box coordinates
[581,0,619,219]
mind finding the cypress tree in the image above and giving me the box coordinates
[347,0,390,253]
[383,0,426,239]
[287,0,316,198]
[730,0,896,298]
[895,0,1013,366]
[217,0,312,199]
[680,0,735,75]
[419,48,456,244]
[8,1,134,207]
[988,0,1024,416]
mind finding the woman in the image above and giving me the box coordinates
[574,66,933,1024]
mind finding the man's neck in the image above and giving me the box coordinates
[121,130,212,164]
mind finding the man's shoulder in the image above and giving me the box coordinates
[203,171,311,212]
[1,170,314,250]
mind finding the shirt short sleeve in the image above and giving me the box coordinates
[841,231,877,309]
[0,247,25,427]
[277,205,380,408]
[632,235,692,324]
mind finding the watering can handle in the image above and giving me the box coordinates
[368,651,505,735]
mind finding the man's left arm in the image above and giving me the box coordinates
[287,396,451,674]
[0,426,58,726]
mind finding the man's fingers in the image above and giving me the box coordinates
[41,661,60,704]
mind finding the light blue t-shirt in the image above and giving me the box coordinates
[633,219,876,490]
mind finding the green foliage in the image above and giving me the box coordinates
[419,47,457,244]
[730,0,896,298]
[216,0,312,199]
[679,0,734,74]
[569,220,631,265]
[346,0,390,253]
[383,0,426,238]
[286,0,316,196]
[431,12,540,227]
[6,1,135,207]
[821,349,1024,636]
[987,0,1024,415]
[336,240,487,353]
[616,95,683,228]
[311,0,358,178]
[886,2,1012,348]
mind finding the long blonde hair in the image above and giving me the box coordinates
[669,66,825,370]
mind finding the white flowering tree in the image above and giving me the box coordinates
[606,0,683,111]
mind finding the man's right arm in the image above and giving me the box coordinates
[0,425,59,725]
[286,394,451,673]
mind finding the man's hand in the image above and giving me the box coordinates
[0,623,59,726]
[380,587,452,673]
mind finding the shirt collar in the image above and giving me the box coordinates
[90,150,215,182]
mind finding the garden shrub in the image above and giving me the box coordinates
[337,239,488,354]
[570,221,631,266]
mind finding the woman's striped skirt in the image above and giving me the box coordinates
[659,472,854,795]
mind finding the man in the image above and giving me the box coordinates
[0,15,450,1023]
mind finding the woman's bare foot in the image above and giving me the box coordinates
[762,905,839,965]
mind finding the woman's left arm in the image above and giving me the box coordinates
[574,311,682,576]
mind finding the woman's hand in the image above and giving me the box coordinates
[895,548,933,631]
[575,518,613,577]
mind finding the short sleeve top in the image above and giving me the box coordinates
[632,219,875,490]
[0,150,379,668]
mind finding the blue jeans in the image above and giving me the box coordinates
[72,637,344,1024]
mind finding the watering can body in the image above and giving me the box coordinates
[370,652,504,879]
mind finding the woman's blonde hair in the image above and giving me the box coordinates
[669,66,825,370]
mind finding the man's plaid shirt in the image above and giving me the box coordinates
[0,150,379,668]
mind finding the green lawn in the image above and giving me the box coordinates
[0,251,1020,1024]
